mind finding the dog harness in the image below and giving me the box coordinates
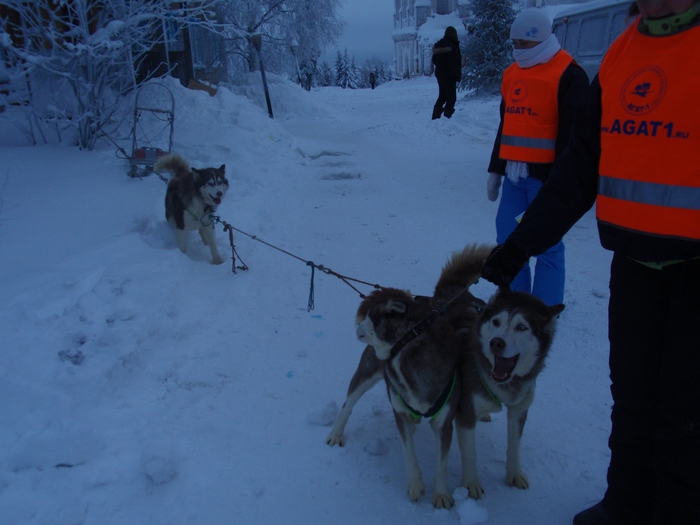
[186,205,217,226]
[387,289,482,421]
[478,372,503,408]
[397,370,458,421]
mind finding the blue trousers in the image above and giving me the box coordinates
[495,176,565,305]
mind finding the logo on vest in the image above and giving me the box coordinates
[620,66,667,116]
[509,80,529,104]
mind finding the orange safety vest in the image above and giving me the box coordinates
[597,21,700,242]
[499,50,573,164]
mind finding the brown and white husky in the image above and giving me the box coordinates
[326,244,565,507]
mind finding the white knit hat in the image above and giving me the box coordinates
[510,8,552,42]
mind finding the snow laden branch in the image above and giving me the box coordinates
[216,0,344,83]
[0,0,220,149]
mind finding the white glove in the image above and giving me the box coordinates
[487,172,502,202]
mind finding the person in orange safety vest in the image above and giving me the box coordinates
[487,8,588,306]
[481,0,700,524]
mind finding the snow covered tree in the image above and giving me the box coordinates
[0,0,217,149]
[216,0,344,83]
[333,50,346,87]
[360,57,393,88]
[347,55,360,89]
[461,0,517,94]
[315,61,334,87]
[333,49,360,89]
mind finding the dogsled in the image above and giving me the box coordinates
[127,82,175,178]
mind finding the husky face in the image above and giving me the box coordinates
[355,289,426,360]
[476,291,564,384]
[192,165,228,209]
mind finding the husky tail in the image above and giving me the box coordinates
[434,243,495,293]
[154,153,190,179]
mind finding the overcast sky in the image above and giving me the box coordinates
[321,0,396,66]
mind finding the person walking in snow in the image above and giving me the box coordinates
[481,0,700,523]
[486,8,588,306]
[431,26,462,119]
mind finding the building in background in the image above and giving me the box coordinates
[393,0,469,78]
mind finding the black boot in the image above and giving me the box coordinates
[573,502,617,525]
[432,105,443,120]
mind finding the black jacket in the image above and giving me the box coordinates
[488,62,588,182]
[509,75,700,263]
[432,37,462,83]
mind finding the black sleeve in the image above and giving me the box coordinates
[555,63,590,158]
[509,75,602,256]
[488,97,507,174]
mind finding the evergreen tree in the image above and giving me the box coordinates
[334,50,346,87]
[315,61,334,87]
[334,48,358,89]
[347,55,360,89]
[461,0,517,94]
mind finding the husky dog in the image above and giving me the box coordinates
[327,244,492,509]
[455,288,564,499]
[155,154,228,265]
[326,288,430,447]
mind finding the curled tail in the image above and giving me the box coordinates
[434,243,495,293]
[154,153,190,179]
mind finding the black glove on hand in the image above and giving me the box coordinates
[481,239,530,287]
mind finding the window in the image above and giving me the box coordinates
[553,22,566,47]
[563,20,579,55]
[610,10,630,41]
[578,14,608,55]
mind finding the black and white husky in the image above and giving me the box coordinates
[326,244,564,507]
[155,154,229,265]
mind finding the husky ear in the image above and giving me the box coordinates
[497,284,511,295]
[219,164,225,173]
[191,167,201,179]
[549,303,565,318]
[384,299,407,314]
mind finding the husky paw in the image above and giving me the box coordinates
[479,414,492,422]
[464,481,485,500]
[211,256,224,265]
[407,478,426,501]
[506,472,529,490]
[325,433,345,447]
[432,492,455,509]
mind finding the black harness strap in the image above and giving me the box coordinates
[389,284,480,359]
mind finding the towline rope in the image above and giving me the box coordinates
[146,171,385,309]
[208,215,383,311]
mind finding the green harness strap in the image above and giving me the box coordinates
[400,370,458,421]
[478,372,503,409]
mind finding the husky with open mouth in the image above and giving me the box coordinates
[155,153,228,265]
[456,288,564,500]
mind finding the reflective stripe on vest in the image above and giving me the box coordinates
[499,50,573,164]
[597,21,700,241]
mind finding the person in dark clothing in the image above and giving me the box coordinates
[431,26,462,119]
[369,72,376,89]
[487,8,588,306]
[481,0,700,523]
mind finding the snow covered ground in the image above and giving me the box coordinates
[0,75,613,525]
